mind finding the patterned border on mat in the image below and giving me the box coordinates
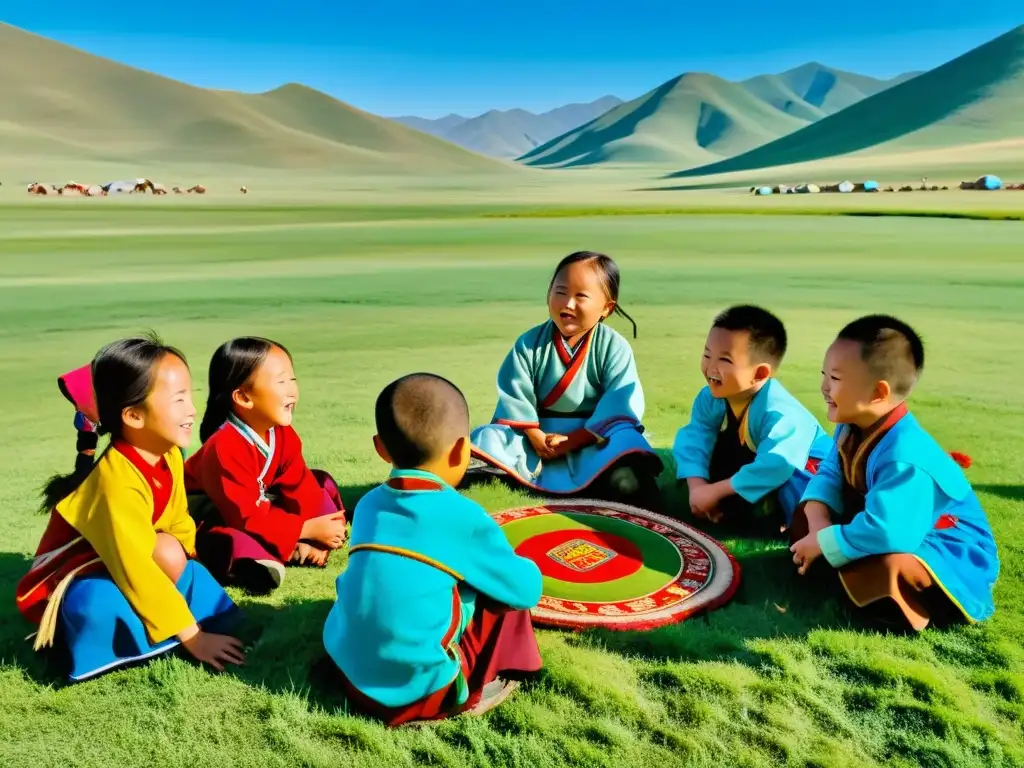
[492,499,742,631]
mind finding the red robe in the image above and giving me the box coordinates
[184,423,328,561]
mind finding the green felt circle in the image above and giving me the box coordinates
[501,511,684,602]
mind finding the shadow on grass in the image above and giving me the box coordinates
[230,596,356,714]
[338,481,379,524]
[975,484,1024,503]
[0,551,69,686]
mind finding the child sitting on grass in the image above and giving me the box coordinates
[469,250,664,510]
[16,336,243,682]
[184,337,347,594]
[789,314,1000,630]
[321,372,543,726]
[673,305,833,527]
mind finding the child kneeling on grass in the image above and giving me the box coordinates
[789,314,1000,630]
[321,372,543,726]
[16,336,243,682]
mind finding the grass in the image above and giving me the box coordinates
[0,202,1022,768]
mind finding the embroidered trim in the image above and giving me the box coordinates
[542,326,593,410]
[226,414,276,503]
[348,543,464,581]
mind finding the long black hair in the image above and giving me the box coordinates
[548,251,637,338]
[199,336,292,443]
[40,333,187,512]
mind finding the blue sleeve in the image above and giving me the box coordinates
[817,462,936,568]
[731,405,818,503]
[800,437,845,514]
[586,331,645,436]
[491,334,540,427]
[672,387,720,480]
[459,502,543,609]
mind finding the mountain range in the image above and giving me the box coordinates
[392,97,624,158]
[0,22,511,174]
[1,20,1021,179]
[670,24,1024,177]
[516,66,917,168]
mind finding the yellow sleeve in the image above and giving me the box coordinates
[158,448,197,556]
[58,455,196,644]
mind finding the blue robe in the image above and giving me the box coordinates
[672,378,833,523]
[323,469,542,709]
[60,560,238,682]
[471,320,660,494]
[804,409,999,623]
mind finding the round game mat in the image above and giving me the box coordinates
[491,500,741,631]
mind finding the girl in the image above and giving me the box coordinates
[469,251,664,509]
[184,337,347,594]
[16,336,244,683]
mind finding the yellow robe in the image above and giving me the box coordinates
[53,445,199,644]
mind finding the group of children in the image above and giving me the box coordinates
[14,250,1001,726]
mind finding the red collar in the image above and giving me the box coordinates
[113,440,170,482]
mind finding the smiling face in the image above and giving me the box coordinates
[123,353,197,451]
[547,260,616,340]
[701,326,772,401]
[235,345,299,431]
[820,338,892,427]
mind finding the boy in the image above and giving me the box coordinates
[789,315,1000,630]
[322,373,543,726]
[673,305,833,526]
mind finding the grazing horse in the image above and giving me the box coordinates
[240,186,248,194]
[151,183,168,195]
[187,184,207,194]
[133,179,155,194]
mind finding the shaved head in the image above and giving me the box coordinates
[374,373,470,468]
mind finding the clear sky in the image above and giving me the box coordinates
[5,2,1021,118]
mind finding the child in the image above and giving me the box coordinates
[673,305,833,526]
[469,251,663,509]
[322,373,543,726]
[183,337,347,594]
[16,336,244,682]
[789,315,1000,630]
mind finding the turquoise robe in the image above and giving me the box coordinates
[322,469,542,709]
[672,378,833,522]
[804,410,999,623]
[471,320,660,494]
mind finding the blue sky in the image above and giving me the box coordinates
[5,3,1021,118]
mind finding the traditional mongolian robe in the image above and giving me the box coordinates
[798,403,999,627]
[471,320,662,495]
[16,443,238,682]
[184,413,345,592]
[673,378,833,523]
[323,469,543,726]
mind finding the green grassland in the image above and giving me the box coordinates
[0,201,1022,768]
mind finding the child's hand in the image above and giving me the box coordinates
[789,533,823,576]
[688,482,720,520]
[293,542,329,567]
[180,628,246,671]
[301,513,348,550]
[525,428,562,460]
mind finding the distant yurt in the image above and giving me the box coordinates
[795,183,820,194]
[837,180,855,193]
[756,186,773,195]
[864,180,879,192]
[978,175,1003,190]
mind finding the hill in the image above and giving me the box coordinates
[516,73,809,168]
[740,63,915,121]
[392,96,624,158]
[670,25,1024,178]
[0,23,512,173]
